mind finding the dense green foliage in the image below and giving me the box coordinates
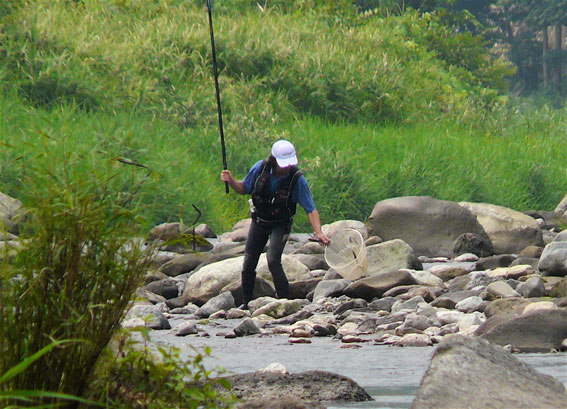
[0,0,531,233]
[86,328,235,409]
[0,145,151,404]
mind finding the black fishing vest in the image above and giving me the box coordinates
[251,160,303,222]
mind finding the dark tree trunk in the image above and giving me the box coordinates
[553,25,562,95]
[543,26,549,89]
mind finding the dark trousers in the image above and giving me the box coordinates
[241,218,292,304]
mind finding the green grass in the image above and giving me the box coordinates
[2,89,567,234]
[0,0,566,235]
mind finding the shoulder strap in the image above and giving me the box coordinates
[253,159,271,195]
[285,167,302,209]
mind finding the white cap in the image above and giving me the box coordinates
[271,140,298,168]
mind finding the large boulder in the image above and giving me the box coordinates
[322,220,368,240]
[158,252,209,277]
[366,239,422,276]
[411,336,567,409]
[479,309,567,352]
[221,277,276,306]
[367,196,489,257]
[224,370,371,404]
[458,202,543,254]
[182,254,310,305]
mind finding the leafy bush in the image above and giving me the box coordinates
[0,142,152,405]
[86,327,236,409]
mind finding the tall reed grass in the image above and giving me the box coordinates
[0,140,152,405]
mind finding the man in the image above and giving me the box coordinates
[220,139,330,309]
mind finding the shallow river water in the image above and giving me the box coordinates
[147,317,567,409]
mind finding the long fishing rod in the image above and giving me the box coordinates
[206,0,229,194]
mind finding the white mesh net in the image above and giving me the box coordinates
[324,228,367,280]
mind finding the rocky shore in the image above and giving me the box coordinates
[122,195,567,408]
[2,192,567,408]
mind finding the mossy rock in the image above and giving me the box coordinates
[549,277,567,298]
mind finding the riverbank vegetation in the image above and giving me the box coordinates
[1,0,567,407]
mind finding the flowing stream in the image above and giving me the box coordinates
[147,317,567,409]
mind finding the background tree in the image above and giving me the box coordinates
[490,1,567,95]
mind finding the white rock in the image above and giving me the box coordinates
[454,253,479,262]
[436,310,465,325]
[406,269,445,287]
[458,312,485,332]
[455,296,484,313]
[523,301,558,315]
[259,363,288,374]
[338,321,359,336]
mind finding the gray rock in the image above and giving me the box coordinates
[333,298,368,315]
[483,297,537,319]
[144,278,180,299]
[524,210,564,231]
[486,281,520,298]
[475,254,516,270]
[368,297,397,312]
[291,254,329,270]
[164,295,192,309]
[158,252,208,277]
[539,241,567,277]
[344,270,417,301]
[0,191,25,235]
[411,336,567,409]
[235,397,324,409]
[455,296,485,313]
[458,202,544,254]
[123,304,171,330]
[194,223,216,238]
[554,193,567,215]
[232,318,261,337]
[427,265,469,282]
[399,312,437,331]
[430,290,481,309]
[289,278,321,300]
[509,256,539,270]
[221,276,276,306]
[172,320,198,336]
[552,229,567,242]
[516,276,546,298]
[366,239,422,276]
[322,269,343,280]
[291,241,325,255]
[323,220,368,240]
[183,254,310,305]
[225,370,371,403]
[136,289,167,304]
[312,279,351,301]
[518,245,544,258]
[550,277,567,298]
[396,333,433,347]
[367,196,489,257]
[252,299,310,319]
[480,309,567,352]
[195,291,235,318]
[391,296,427,313]
[452,232,494,258]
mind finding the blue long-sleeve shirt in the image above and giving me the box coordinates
[242,160,316,214]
